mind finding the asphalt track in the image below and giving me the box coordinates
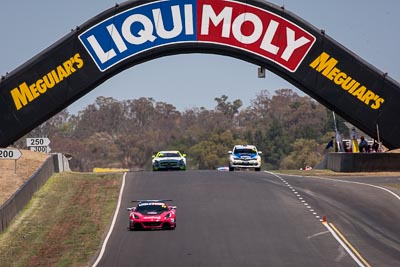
[92,171,400,267]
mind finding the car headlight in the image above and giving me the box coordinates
[133,213,140,219]
[165,213,171,219]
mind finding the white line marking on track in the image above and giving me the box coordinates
[323,223,367,267]
[92,172,127,267]
[307,230,330,239]
[265,171,323,222]
[275,172,400,201]
[265,171,373,267]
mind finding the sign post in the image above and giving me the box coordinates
[0,148,22,174]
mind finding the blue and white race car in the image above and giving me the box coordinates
[228,145,262,171]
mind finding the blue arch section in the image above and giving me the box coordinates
[1,0,399,148]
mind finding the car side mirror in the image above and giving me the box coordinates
[182,154,187,157]
[258,151,263,155]
[228,151,232,154]
[127,207,136,211]
[171,206,177,210]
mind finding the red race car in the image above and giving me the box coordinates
[127,200,176,230]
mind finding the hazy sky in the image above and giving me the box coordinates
[1,0,399,114]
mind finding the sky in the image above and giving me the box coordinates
[0,0,399,114]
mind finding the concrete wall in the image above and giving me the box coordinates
[326,152,400,172]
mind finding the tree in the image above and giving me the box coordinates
[263,120,291,169]
[73,96,125,139]
[280,139,324,170]
[15,88,339,171]
[189,131,245,169]
[214,95,243,119]
[125,97,157,127]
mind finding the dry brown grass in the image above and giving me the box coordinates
[0,149,122,266]
[0,172,122,267]
[0,150,49,205]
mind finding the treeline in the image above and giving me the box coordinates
[15,89,347,171]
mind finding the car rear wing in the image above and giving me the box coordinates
[131,199,173,203]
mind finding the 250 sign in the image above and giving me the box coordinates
[26,138,51,147]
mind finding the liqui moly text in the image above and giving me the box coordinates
[79,0,315,72]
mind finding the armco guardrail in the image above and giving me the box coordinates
[0,153,69,233]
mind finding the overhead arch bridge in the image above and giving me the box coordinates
[1,0,399,149]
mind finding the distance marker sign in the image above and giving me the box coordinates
[26,138,51,147]
[30,146,51,153]
[0,148,22,160]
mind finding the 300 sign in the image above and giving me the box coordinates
[30,146,51,153]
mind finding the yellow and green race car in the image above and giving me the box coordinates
[152,151,187,171]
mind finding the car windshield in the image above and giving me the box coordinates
[234,148,257,155]
[158,152,180,158]
[135,203,169,215]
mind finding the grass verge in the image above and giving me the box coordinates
[0,172,122,267]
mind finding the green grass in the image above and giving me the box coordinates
[0,172,122,267]
[387,184,400,190]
